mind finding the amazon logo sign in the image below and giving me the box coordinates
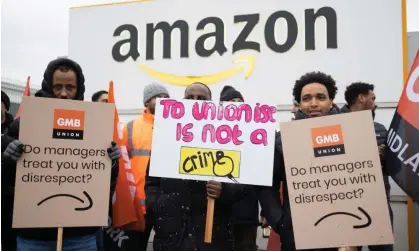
[111,7,337,86]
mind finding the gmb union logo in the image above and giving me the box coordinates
[311,125,345,157]
[53,109,85,140]
[139,55,255,87]
[179,147,241,178]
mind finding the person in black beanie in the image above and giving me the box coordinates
[220,85,244,103]
[220,85,259,251]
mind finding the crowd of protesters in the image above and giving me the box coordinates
[1,57,393,251]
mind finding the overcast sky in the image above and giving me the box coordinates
[1,0,419,89]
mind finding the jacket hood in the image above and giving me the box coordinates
[294,104,340,120]
[37,58,85,100]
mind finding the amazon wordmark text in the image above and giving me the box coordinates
[112,6,338,62]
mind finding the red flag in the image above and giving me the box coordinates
[15,76,31,118]
[108,81,145,230]
[386,50,419,203]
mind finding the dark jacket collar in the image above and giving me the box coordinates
[340,104,351,114]
[294,104,340,120]
[340,104,375,120]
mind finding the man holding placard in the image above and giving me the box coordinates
[258,72,393,250]
[258,72,341,251]
[145,82,246,251]
[3,58,121,251]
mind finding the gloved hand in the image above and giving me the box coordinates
[107,141,121,160]
[4,140,24,162]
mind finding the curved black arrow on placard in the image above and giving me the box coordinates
[37,191,93,211]
[314,207,371,229]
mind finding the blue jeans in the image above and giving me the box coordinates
[17,233,97,251]
[96,229,105,251]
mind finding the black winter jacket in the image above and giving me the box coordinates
[145,161,247,251]
[258,108,341,251]
[340,105,391,197]
[232,188,259,225]
[2,128,17,250]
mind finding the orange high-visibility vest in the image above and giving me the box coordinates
[122,110,154,214]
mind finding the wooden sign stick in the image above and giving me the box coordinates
[57,227,63,251]
[204,197,215,243]
[338,247,356,251]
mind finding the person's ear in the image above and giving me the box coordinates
[358,94,365,103]
[329,100,333,109]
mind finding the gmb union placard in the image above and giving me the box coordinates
[149,98,276,186]
[280,111,393,249]
[13,96,115,228]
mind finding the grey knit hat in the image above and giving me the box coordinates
[143,82,170,105]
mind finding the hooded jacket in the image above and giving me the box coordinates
[4,58,114,241]
[258,106,341,251]
[36,57,85,100]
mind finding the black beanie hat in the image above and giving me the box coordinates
[1,91,10,111]
[220,85,244,102]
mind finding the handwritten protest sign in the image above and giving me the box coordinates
[13,97,115,228]
[150,99,276,186]
[280,111,393,249]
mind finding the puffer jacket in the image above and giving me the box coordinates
[145,160,247,251]
[258,107,341,251]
